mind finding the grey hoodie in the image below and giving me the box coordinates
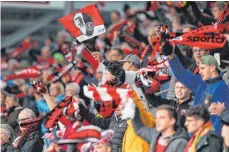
[132,110,189,152]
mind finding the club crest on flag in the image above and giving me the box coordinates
[58,4,105,42]
[73,13,94,36]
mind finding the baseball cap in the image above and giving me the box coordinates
[118,54,141,68]
[200,55,218,66]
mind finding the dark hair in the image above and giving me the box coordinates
[111,48,125,59]
[185,105,210,123]
[112,11,121,17]
[156,105,177,122]
[123,4,130,13]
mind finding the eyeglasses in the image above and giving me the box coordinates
[17,118,30,124]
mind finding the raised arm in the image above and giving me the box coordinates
[131,108,156,144]
[131,91,155,128]
[78,103,110,130]
[162,41,203,94]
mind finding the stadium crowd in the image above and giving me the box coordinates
[0,1,229,152]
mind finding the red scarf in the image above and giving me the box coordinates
[171,25,227,49]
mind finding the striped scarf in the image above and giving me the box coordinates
[83,86,136,120]
[184,121,214,152]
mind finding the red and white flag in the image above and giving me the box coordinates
[58,4,105,42]
[83,86,131,102]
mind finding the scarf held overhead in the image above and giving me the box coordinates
[171,25,227,49]
[83,86,136,120]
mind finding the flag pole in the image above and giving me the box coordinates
[74,39,92,54]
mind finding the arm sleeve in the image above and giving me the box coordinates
[174,46,193,69]
[169,55,203,94]
[35,99,50,113]
[149,94,178,108]
[174,138,189,152]
[78,103,110,129]
[132,91,155,128]
[131,109,156,143]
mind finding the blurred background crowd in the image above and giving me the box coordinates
[0,1,229,152]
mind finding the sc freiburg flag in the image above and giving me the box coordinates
[58,4,105,42]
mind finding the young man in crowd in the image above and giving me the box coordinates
[132,102,189,152]
[184,105,223,152]
[162,41,229,133]
[148,81,193,128]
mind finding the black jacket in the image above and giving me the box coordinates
[6,131,43,152]
[149,95,193,128]
[195,131,224,152]
[79,104,127,152]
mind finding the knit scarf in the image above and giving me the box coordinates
[171,25,227,49]
[4,67,41,81]
[83,86,136,120]
[184,121,214,152]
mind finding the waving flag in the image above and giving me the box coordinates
[58,4,105,42]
